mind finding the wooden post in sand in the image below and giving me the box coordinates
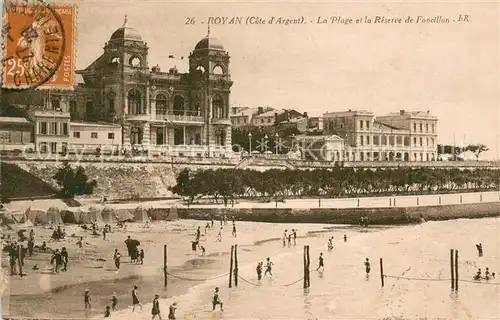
[163,245,167,288]
[18,244,23,278]
[229,245,234,288]
[455,250,459,291]
[234,245,239,287]
[379,258,384,287]
[306,245,311,288]
[450,249,455,290]
[303,246,307,288]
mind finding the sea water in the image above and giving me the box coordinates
[104,218,500,319]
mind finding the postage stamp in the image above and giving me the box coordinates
[2,0,75,90]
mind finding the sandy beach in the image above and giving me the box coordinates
[2,218,347,318]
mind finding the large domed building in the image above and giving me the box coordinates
[2,16,234,158]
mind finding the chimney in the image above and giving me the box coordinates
[427,110,430,114]
[400,110,405,115]
[303,112,308,117]
[348,109,352,112]
[257,106,263,115]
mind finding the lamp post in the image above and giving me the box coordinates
[248,132,252,154]
[264,134,268,153]
[274,132,279,155]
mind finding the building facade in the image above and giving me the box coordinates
[323,109,438,162]
[2,17,234,158]
[0,117,34,151]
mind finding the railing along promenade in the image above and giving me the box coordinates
[1,150,499,169]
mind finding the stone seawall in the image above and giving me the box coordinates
[8,160,235,200]
[177,202,500,224]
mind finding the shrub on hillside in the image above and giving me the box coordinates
[53,162,97,198]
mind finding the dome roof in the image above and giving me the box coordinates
[110,26,142,42]
[194,36,224,51]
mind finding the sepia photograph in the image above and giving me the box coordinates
[0,0,499,319]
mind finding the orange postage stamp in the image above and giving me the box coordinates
[2,0,76,89]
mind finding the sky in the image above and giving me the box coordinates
[32,1,500,158]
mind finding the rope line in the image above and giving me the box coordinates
[237,275,305,287]
[166,271,229,282]
[384,274,500,285]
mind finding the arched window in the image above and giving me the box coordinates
[130,56,141,67]
[213,65,224,75]
[215,129,225,146]
[69,100,77,115]
[51,96,61,110]
[128,89,141,114]
[212,95,224,118]
[156,94,168,115]
[173,96,185,115]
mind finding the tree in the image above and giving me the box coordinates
[53,162,97,198]
[169,168,200,204]
[466,144,489,161]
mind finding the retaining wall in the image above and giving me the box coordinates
[177,202,500,225]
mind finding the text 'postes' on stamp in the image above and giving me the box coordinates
[2,1,76,90]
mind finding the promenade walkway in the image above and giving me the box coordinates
[89,190,500,210]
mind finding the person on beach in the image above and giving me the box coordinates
[484,268,491,280]
[205,223,209,234]
[201,246,206,256]
[104,305,111,318]
[360,217,365,227]
[364,216,369,227]
[317,253,324,271]
[473,268,482,280]
[29,229,35,240]
[135,247,141,264]
[476,243,483,257]
[232,222,237,237]
[113,249,121,273]
[212,287,223,311]
[151,294,162,320]
[61,247,69,272]
[211,219,214,229]
[168,302,178,319]
[283,230,288,246]
[111,292,118,311]
[327,237,333,251]
[132,285,142,311]
[256,262,263,280]
[103,227,107,241]
[364,258,371,275]
[196,226,201,241]
[84,289,91,310]
[264,257,274,277]
[344,234,347,243]
[27,238,34,256]
[220,217,223,226]
[125,236,133,262]
[288,233,292,246]
[216,230,222,242]
[293,229,297,245]
[140,249,145,265]
[51,249,62,274]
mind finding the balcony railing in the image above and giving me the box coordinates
[33,110,70,118]
[125,113,150,121]
[155,113,204,123]
[211,117,231,125]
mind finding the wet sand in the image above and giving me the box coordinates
[1,219,344,318]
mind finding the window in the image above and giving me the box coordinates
[426,123,429,132]
[108,133,115,139]
[360,120,363,129]
[70,100,77,115]
[360,135,364,146]
[212,95,225,118]
[244,118,247,123]
[366,120,370,129]
[432,124,435,132]
[389,136,395,146]
[51,96,61,110]
[267,118,271,123]
[426,138,429,147]
[61,123,68,135]
[413,123,417,131]
[49,122,58,135]
[419,123,423,132]
[128,89,142,114]
[419,137,423,146]
[366,135,370,145]
[50,142,57,153]
[91,132,98,139]
[404,137,410,146]
[431,138,435,146]
[73,131,80,138]
[155,94,168,115]
[40,122,47,134]
[396,136,402,145]
[381,135,387,145]
[61,142,68,154]
[39,142,47,153]
[413,137,417,146]
[373,136,380,145]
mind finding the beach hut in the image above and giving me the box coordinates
[61,208,82,224]
[47,206,64,225]
[101,207,117,223]
[87,207,104,224]
[11,211,27,223]
[1,211,17,225]
[24,207,50,225]
[133,206,149,222]
[78,209,93,224]
[114,209,134,222]
[169,206,179,221]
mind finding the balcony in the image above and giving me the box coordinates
[33,110,70,118]
[211,117,231,125]
[155,113,204,124]
[125,113,150,121]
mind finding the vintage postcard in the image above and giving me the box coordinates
[0,0,498,319]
